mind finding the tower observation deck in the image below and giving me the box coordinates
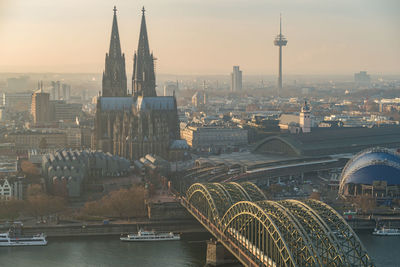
[274,14,287,94]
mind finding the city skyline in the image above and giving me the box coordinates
[0,0,399,75]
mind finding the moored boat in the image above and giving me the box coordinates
[0,222,47,246]
[120,229,180,242]
[373,227,400,236]
[0,231,47,246]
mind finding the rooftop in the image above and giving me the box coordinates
[254,127,400,157]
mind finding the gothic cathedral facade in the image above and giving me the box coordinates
[93,7,180,161]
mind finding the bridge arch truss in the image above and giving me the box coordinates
[184,182,374,267]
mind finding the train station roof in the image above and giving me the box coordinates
[253,127,400,157]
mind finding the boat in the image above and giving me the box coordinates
[0,224,47,246]
[0,232,47,246]
[120,229,180,242]
[373,226,400,236]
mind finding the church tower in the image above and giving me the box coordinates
[132,7,157,98]
[102,6,127,97]
[299,100,312,133]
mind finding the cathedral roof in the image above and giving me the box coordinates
[100,97,134,111]
[136,96,175,111]
[170,140,189,150]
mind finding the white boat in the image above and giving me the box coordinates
[0,232,47,246]
[120,229,180,242]
[373,227,400,236]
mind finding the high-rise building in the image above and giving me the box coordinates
[192,91,207,107]
[7,76,29,91]
[31,82,50,124]
[163,81,179,96]
[354,71,371,86]
[51,81,60,100]
[230,66,242,92]
[102,6,127,97]
[51,81,71,101]
[61,84,71,101]
[49,101,82,121]
[0,106,4,121]
[2,92,32,112]
[274,14,288,94]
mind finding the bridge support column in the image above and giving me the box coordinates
[206,239,237,266]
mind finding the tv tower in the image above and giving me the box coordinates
[274,14,287,94]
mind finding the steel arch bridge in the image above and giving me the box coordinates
[181,182,374,267]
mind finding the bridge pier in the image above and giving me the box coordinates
[205,239,238,266]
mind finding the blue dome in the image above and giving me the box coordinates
[340,148,400,187]
[345,164,400,185]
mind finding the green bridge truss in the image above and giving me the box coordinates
[185,182,374,267]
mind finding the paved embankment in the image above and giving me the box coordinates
[2,219,207,237]
[347,217,400,230]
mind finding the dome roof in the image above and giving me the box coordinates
[340,147,400,188]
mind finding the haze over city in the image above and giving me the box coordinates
[1,1,400,266]
[0,0,399,75]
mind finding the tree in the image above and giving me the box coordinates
[27,184,44,197]
[267,184,283,196]
[0,199,24,220]
[309,191,321,201]
[21,160,40,177]
[25,194,49,219]
[354,196,376,214]
[25,194,66,220]
[80,185,146,219]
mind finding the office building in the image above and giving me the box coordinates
[181,125,248,151]
[31,82,50,124]
[354,71,371,86]
[2,92,32,112]
[230,66,242,92]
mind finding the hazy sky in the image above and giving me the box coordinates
[0,0,399,75]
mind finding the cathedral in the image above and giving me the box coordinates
[93,7,181,161]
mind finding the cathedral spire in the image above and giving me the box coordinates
[138,6,150,58]
[132,7,157,98]
[102,6,127,97]
[109,6,122,59]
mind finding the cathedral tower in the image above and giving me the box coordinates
[102,6,127,97]
[132,7,157,98]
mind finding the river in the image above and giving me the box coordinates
[0,232,398,266]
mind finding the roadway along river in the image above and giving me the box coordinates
[0,232,398,266]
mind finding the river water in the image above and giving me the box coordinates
[0,232,398,267]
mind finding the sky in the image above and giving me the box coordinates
[0,0,399,75]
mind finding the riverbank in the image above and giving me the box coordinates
[347,217,400,230]
[0,219,207,237]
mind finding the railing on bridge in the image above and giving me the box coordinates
[182,182,374,267]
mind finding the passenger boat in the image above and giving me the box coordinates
[0,223,47,246]
[0,231,47,246]
[373,226,400,236]
[120,229,180,242]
